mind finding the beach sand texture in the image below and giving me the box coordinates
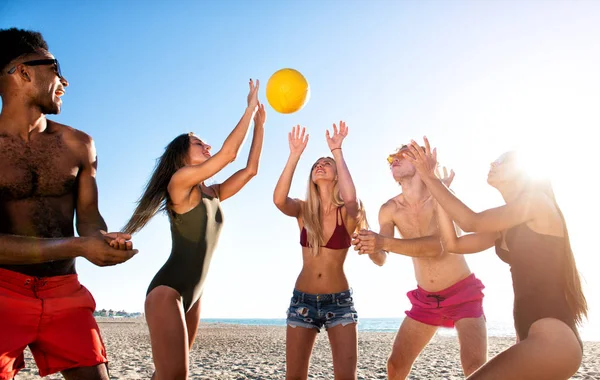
[15,320,600,379]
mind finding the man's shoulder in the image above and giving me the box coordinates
[48,120,93,146]
[381,194,405,212]
[380,196,410,224]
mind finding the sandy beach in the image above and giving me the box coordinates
[17,319,600,379]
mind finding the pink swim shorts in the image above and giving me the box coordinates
[405,273,485,328]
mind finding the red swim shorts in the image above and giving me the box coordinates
[405,273,485,328]
[0,268,107,379]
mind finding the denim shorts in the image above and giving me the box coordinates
[286,288,358,332]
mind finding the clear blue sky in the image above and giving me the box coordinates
[2,1,599,339]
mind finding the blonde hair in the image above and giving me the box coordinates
[301,157,368,256]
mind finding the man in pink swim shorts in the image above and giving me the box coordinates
[352,145,487,379]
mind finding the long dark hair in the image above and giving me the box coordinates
[540,180,588,325]
[123,133,192,234]
[504,151,588,325]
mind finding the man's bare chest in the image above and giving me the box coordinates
[0,135,80,200]
[393,205,438,238]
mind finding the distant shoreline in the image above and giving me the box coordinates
[93,317,599,342]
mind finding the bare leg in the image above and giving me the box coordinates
[327,323,358,380]
[286,325,319,380]
[62,364,109,380]
[467,318,582,380]
[145,286,189,380]
[387,317,438,380]
[185,298,202,350]
[455,316,488,376]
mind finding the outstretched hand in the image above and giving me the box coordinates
[288,125,309,157]
[325,121,348,151]
[404,137,438,180]
[82,231,137,267]
[247,79,260,111]
[436,166,456,188]
[352,229,385,255]
[83,235,138,267]
[101,230,134,250]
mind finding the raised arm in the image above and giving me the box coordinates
[406,137,540,233]
[327,121,359,220]
[431,167,497,254]
[168,80,260,197]
[436,199,498,254]
[211,103,266,201]
[273,125,308,217]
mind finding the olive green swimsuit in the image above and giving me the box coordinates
[147,191,223,312]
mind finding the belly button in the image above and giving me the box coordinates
[318,273,322,278]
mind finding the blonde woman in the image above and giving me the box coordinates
[274,122,366,380]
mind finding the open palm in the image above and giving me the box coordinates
[326,121,348,150]
[247,79,260,110]
[406,137,438,179]
[288,125,309,156]
[436,166,456,187]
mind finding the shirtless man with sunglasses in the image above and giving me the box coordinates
[0,28,136,380]
[352,144,487,379]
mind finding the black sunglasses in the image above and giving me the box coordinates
[7,59,63,79]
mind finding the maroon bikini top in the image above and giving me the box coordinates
[300,206,351,249]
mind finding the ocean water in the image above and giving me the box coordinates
[201,318,515,337]
[201,318,600,341]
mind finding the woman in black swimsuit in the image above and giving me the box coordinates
[405,138,586,379]
[123,80,265,379]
